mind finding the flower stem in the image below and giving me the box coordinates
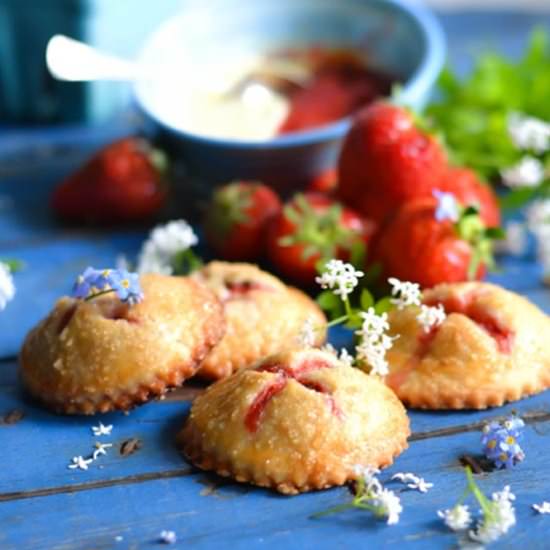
[84,289,116,302]
[310,502,355,519]
[465,467,493,518]
[326,314,350,328]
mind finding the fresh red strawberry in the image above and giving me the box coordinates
[372,196,501,288]
[204,181,282,261]
[337,101,448,224]
[307,167,338,195]
[51,137,167,224]
[266,192,376,286]
[441,168,501,228]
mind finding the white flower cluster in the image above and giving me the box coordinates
[501,156,546,188]
[0,262,15,311]
[469,485,516,544]
[416,304,446,333]
[315,260,364,300]
[355,308,394,376]
[322,343,354,367]
[439,485,516,544]
[354,466,402,525]
[388,278,421,310]
[159,530,177,544]
[533,502,550,514]
[137,220,198,275]
[527,200,550,282]
[298,317,317,348]
[392,472,433,493]
[68,423,114,471]
[502,113,550,189]
[438,505,472,531]
[508,112,550,154]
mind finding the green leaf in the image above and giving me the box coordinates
[316,290,341,313]
[485,227,506,239]
[349,241,366,269]
[0,259,23,273]
[171,249,203,275]
[374,296,393,315]
[360,288,374,310]
[499,187,539,210]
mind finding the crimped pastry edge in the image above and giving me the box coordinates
[178,417,410,495]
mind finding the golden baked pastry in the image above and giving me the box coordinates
[179,348,409,494]
[191,261,327,380]
[20,274,225,414]
[385,281,550,409]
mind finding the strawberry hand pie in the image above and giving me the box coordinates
[20,269,225,414]
[385,282,550,409]
[179,348,409,494]
[191,262,327,381]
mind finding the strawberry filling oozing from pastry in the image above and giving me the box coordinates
[245,360,339,432]
[422,294,514,354]
[223,280,273,300]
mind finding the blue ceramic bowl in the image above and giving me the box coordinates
[134,0,445,189]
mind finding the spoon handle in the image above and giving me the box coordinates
[46,35,138,82]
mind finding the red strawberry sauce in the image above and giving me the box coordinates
[244,359,340,432]
[422,293,514,354]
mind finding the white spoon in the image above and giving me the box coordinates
[45,34,139,82]
[45,34,306,100]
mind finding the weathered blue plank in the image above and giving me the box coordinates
[1,354,549,497]
[0,425,548,550]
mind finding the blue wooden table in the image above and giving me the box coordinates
[2,10,550,549]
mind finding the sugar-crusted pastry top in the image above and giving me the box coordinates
[192,262,327,380]
[20,274,225,414]
[180,348,409,494]
[385,281,550,409]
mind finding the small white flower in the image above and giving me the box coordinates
[433,190,460,222]
[392,472,433,493]
[469,485,516,544]
[92,442,113,460]
[297,317,317,348]
[354,465,380,483]
[527,199,550,232]
[416,304,446,333]
[533,502,550,514]
[92,422,113,436]
[508,112,550,153]
[159,530,177,544]
[371,488,402,525]
[68,456,93,471]
[357,308,390,335]
[438,505,472,531]
[137,220,198,275]
[501,156,546,188]
[0,262,15,311]
[315,259,364,300]
[338,348,354,367]
[388,278,422,310]
[495,221,528,256]
[355,308,395,377]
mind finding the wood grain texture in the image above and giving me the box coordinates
[2,9,550,549]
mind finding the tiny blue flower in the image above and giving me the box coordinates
[72,267,103,299]
[433,190,460,222]
[72,267,143,305]
[481,416,525,469]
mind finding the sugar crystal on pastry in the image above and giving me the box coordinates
[179,348,409,494]
[191,261,327,381]
[385,281,550,409]
[20,273,225,414]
